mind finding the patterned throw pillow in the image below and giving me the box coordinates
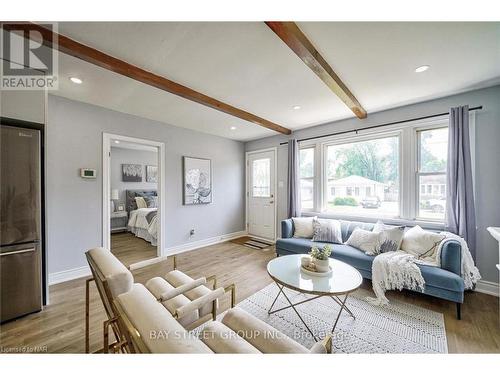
[144,196,158,208]
[372,220,405,254]
[345,228,380,255]
[312,218,342,244]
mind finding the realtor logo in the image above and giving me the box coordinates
[1,22,58,90]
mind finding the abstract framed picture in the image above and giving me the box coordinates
[122,164,142,182]
[146,165,158,183]
[183,156,212,205]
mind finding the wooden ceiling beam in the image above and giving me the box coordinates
[1,22,292,135]
[265,22,367,119]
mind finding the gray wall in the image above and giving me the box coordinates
[246,85,500,283]
[110,147,157,204]
[47,95,245,275]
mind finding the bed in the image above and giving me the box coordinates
[125,189,158,246]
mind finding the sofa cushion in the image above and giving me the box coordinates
[331,245,375,272]
[418,264,464,292]
[200,321,261,353]
[116,283,212,353]
[87,247,133,298]
[276,237,318,254]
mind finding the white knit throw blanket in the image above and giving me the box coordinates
[367,231,481,306]
[367,251,425,306]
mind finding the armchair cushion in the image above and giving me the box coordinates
[222,307,309,353]
[87,247,133,298]
[200,321,260,353]
[116,283,212,353]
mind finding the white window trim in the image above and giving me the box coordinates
[298,113,477,229]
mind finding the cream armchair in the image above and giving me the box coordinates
[85,247,234,353]
[114,283,332,354]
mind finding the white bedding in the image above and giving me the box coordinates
[127,208,158,246]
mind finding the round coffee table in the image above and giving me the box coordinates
[267,254,362,341]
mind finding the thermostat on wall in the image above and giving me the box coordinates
[80,168,97,179]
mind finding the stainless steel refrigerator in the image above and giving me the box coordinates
[1,124,43,323]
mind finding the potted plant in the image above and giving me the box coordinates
[309,245,332,272]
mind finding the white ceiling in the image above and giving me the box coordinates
[53,22,500,141]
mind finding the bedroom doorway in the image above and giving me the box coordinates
[102,133,165,264]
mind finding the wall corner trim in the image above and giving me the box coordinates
[165,230,248,256]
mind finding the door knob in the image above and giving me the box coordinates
[270,200,274,204]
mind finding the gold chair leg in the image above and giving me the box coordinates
[172,255,177,270]
[206,275,217,289]
[85,277,94,354]
[224,284,236,308]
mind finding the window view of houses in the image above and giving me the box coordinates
[299,127,448,221]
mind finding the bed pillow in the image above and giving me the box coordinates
[144,196,158,208]
[292,217,316,238]
[372,220,405,253]
[135,196,147,209]
[401,225,445,257]
[345,228,380,255]
[312,218,342,244]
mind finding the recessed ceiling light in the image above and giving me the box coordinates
[70,77,83,84]
[415,65,430,73]
[292,105,301,110]
[230,126,237,130]
[114,140,120,144]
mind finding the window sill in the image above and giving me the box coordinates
[301,211,445,231]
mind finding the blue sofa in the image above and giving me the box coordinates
[276,219,464,319]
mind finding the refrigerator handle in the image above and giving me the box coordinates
[0,248,36,256]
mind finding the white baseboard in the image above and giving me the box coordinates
[48,265,91,286]
[48,230,248,285]
[164,230,248,256]
[475,280,499,297]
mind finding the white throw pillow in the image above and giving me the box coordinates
[401,225,445,257]
[372,220,405,253]
[135,196,147,209]
[292,216,317,238]
[345,228,380,255]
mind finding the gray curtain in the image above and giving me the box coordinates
[287,139,301,218]
[446,105,476,259]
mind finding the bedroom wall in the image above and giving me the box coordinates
[245,84,500,285]
[46,95,245,277]
[110,147,158,204]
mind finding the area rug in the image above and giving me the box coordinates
[234,283,448,353]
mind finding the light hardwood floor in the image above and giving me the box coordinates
[0,234,498,353]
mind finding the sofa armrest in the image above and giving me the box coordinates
[440,240,462,276]
[281,219,294,239]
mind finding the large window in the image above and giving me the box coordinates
[417,127,448,220]
[324,136,400,218]
[299,148,314,210]
[297,117,455,223]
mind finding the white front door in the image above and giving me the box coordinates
[247,149,276,240]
